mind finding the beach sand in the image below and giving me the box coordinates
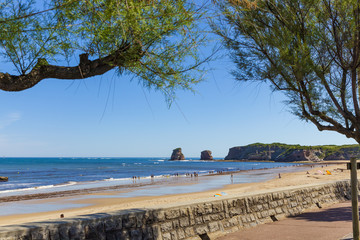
[0,162,351,227]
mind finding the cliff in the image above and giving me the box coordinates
[224,143,360,162]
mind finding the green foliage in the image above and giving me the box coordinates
[213,0,360,142]
[247,142,359,150]
[0,0,209,101]
[244,142,360,159]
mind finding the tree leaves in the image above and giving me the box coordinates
[214,0,360,142]
[0,0,210,103]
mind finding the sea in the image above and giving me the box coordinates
[0,157,302,198]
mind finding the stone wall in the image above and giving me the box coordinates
[0,181,352,240]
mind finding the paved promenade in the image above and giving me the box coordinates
[217,201,354,240]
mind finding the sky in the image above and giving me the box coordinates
[0,2,357,158]
[0,55,356,158]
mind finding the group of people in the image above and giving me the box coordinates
[185,172,199,177]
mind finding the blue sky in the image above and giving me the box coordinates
[0,53,356,158]
[0,1,357,158]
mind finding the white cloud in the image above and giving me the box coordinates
[0,112,22,129]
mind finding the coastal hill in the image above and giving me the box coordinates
[224,143,360,162]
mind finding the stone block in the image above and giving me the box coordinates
[195,225,209,235]
[162,232,172,240]
[263,203,269,210]
[153,210,166,222]
[179,208,189,217]
[277,192,284,199]
[85,222,106,240]
[288,209,295,216]
[268,209,276,216]
[160,222,173,232]
[152,225,162,240]
[261,211,269,218]
[48,228,60,240]
[184,227,195,237]
[179,217,190,227]
[204,203,213,214]
[203,215,211,223]
[130,229,142,240]
[209,214,219,221]
[229,199,237,207]
[218,212,225,220]
[58,225,70,240]
[269,201,278,208]
[229,208,242,217]
[116,229,130,240]
[212,202,223,213]
[256,204,263,211]
[170,230,178,240]
[177,229,186,239]
[69,225,85,240]
[142,226,153,240]
[122,215,137,228]
[228,217,238,226]
[284,191,291,198]
[165,209,181,220]
[195,216,203,224]
[272,192,279,200]
[136,213,144,228]
[237,216,244,227]
[194,205,205,215]
[143,211,154,224]
[208,222,220,232]
[282,207,288,214]
[104,218,122,231]
[31,229,49,240]
[223,220,231,228]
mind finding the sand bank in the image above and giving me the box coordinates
[0,162,350,227]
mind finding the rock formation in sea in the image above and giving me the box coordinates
[170,148,185,160]
[0,176,8,182]
[224,143,360,162]
[201,150,213,160]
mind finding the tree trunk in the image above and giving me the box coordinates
[351,157,359,240]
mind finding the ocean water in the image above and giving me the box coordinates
[0,157,300,197]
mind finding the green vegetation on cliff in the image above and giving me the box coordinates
[225,143,360,162]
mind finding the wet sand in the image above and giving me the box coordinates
[0,162,350,227]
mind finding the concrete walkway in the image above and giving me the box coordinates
[216,201,354,240]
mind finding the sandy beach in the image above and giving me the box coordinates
[0,162,351,228]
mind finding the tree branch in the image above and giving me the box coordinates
[0,42,142,91]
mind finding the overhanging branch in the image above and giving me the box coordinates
[0,42,142,91]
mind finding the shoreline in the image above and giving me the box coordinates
[0,160,346,201]
[0,162,350,227]
[0,163,311,203]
